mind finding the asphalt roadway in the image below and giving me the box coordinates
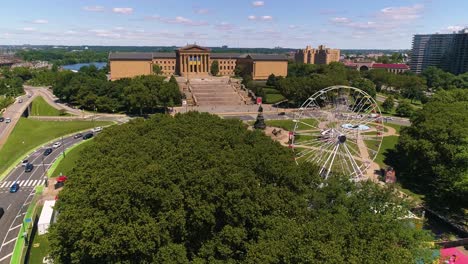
[0,131,97,263]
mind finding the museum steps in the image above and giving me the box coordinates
[189,78,246,106]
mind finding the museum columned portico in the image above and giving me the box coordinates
[177,45,210,77]
[109,44,289,80]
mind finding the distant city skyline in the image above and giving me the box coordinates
[0,0,466,49]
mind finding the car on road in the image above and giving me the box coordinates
[44,148,53,156]
[18,99,23,103]
[74,133,83,139]
[21,159,29,167]
[5,118,11,123]
[0,117,4,122]
[27,94,32,98]
[25,163,34,173]
[278,112,286,116]
[92,127,103,133]
[9,182,20,193]
[52,141,62,148]
[0,207,4,219]
[82,133,94,140]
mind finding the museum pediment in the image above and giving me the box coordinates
[178,44,210,52]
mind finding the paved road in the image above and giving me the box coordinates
[0,131,98,263]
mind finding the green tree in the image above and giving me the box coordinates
[48,113,433,263]
[152,64,163,75]
[266,74,277,86]
[395,99,414,117]
[352,78,377,98]
[387,89,468,212]
[210,60,219,76]
[382,95,395,113]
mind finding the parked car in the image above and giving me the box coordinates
[5,118,11,123]
[83,133,94,140]
[73,133,83,139]
[56,175,68,183]
[52,141,62,148]
[21,159,29,167]
[0,207,4,219]
[18,99,23,103]
[25,163,34,173]
[27,94,32,98]
[43,148,53,156]
[278,112,286,116]
[92,127,103,133]
[0,117,4,122]
[9,182,19,193]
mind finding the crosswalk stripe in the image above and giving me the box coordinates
[22,180,29,186]
[26,180,33,186]
[33,180,40,186]
[0,181,9,188]
[30,180,37,186]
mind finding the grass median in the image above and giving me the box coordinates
[0,118,112,176]
[30,96,70,116]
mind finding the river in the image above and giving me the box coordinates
[62,62,107,72]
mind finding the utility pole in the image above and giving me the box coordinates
[61,136,65,158]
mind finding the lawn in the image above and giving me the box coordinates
[265,118,318,131]
[49,140,93,178]
[374,135,399,167]
[0,118,113,175]
[265,93,286,104]
[384,122,404,134]
[26,205,49,264]
[28,233,50,264]
[30,96,69,116]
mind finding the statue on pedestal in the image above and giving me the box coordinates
[253,105,266,130]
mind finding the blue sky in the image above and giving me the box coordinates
[0,0,466,49]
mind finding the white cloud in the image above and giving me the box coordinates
[194,8,210,14]
[331,17,350,24]
[289,25,298,29]
[112,7,133,15]
[32,19,48,24]
[147,15,208,26]
[22,27,36,32]
[64,30,77,35]
[83,6,105,12]
[89,29,121,38]
[252,1,265,7]
[445,25,465,33]
[261,15,273,21]
[378,4,424,21]
[214,22,235,31]
[248,15,257,20]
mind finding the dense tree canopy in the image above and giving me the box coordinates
[16,49,108,66]
[50,65,182,114]
[422,66,468,90]
[49,112,433,263]
[387,89,468,212]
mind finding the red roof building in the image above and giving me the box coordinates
[343,61,409,74]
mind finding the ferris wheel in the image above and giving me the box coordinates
[290,86,384,180]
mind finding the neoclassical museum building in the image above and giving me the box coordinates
[109,44,288,80]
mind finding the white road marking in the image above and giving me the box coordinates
[0,181,8,188]
[1,238,16,247]
[0,252,12,262]
[8,224,21,231]
[6,204,10,211]
[22,180,29,187]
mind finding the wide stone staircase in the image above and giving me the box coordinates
[184,78,247,106]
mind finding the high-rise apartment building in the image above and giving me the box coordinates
[295,45,340,65]
[410,29,468,74]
